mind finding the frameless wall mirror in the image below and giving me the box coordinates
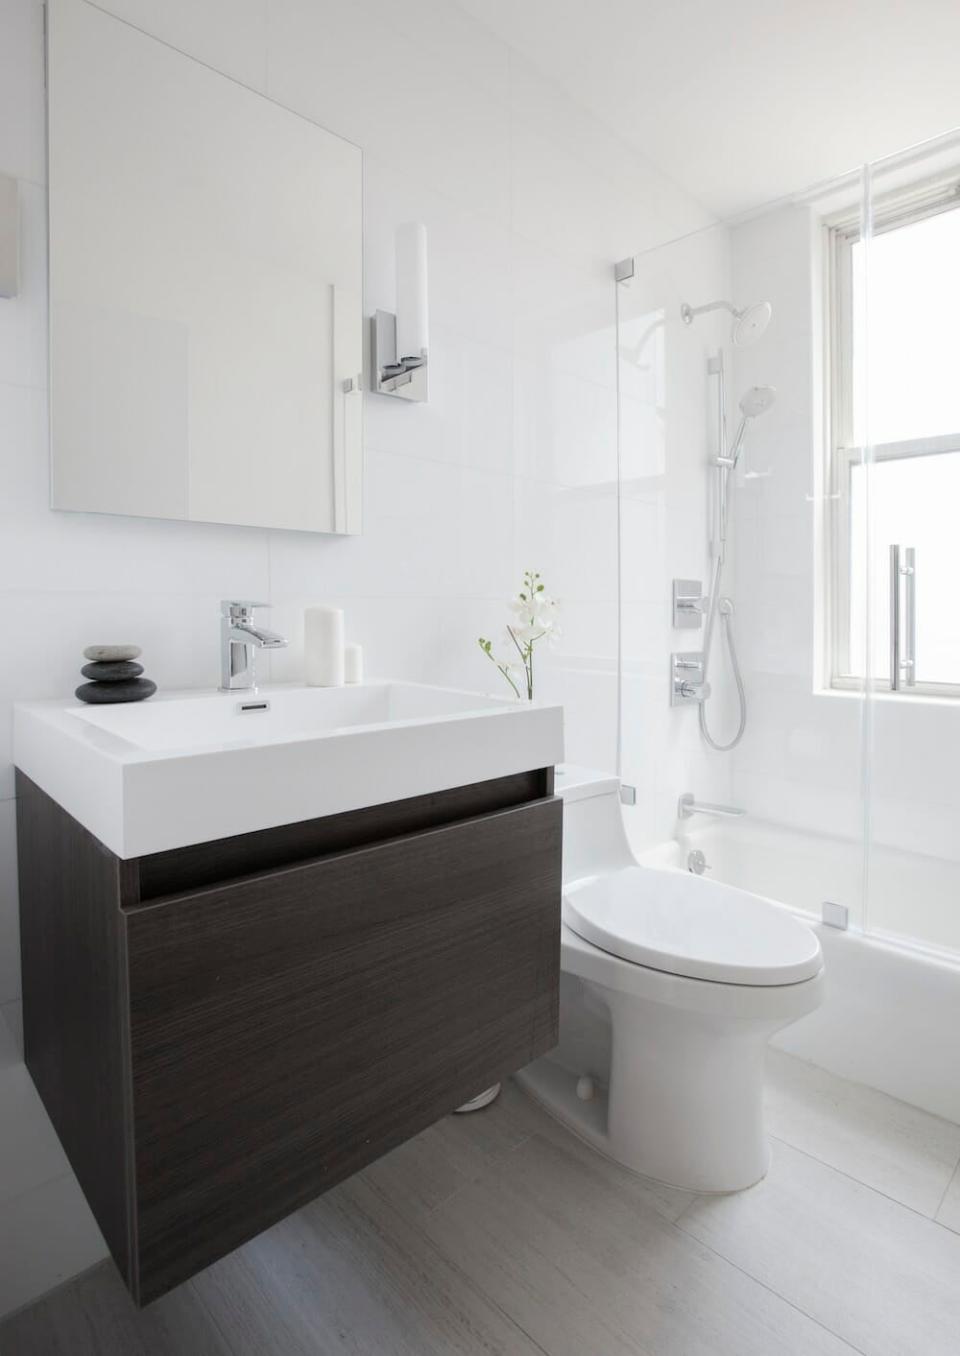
[47,0,363,534]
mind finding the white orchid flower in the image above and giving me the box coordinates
[479,571,560,701]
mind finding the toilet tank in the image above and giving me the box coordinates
[555,765,635,885]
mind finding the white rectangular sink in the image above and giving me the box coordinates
[14,681,564,858]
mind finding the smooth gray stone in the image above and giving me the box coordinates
[82,644,142,662]
[80,660,144,682]
[75,678,157,705]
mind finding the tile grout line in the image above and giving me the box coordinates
[411,1171,599,1356]
[422,1126,539,1221]
[761,1132,960,1224]
[932,1158,960,1225]
[430,1116,865,1356]
[348,1133,555,1356]
[669,1208,870,1356]
[186,1275,239,1356]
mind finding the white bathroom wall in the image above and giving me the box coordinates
[0,0,718,1036]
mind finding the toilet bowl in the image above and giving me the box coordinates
[516,766,824,1192]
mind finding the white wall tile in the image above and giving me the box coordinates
[0,509,270,602]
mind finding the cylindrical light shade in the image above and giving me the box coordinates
[395,222,428,364]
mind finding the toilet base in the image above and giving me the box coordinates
[515,1055,772,1194]
[518,959,823,1193]
[605,985,777,1191]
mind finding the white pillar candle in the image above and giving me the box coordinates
[304,607,344,687]
[344,642,364,684]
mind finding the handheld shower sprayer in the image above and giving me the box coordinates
[727,386,777,466]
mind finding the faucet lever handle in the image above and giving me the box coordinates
[221,599,270,619]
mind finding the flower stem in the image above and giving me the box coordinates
[479,642,520,698]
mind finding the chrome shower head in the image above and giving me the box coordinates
[732,301,772,347]
[681,297,773,347]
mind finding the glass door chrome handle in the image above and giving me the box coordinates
[890,545,917,691]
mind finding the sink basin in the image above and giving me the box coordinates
[14,681,564,858]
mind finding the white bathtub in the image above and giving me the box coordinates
[635,820,960,1124]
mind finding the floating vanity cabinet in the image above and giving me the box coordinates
[16,768,561,1305]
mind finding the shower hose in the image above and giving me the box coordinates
[698,575,747,752]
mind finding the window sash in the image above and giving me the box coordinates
[830,437,960,697]
[825,179,960,699]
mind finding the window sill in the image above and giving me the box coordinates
[816,683,960,707]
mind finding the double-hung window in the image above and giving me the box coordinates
[825,178,960,696]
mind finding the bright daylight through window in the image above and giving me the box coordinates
[827,182,960,695]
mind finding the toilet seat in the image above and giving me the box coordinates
[563,865,822,987]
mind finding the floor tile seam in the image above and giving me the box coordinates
[668,1209,870,1356]
[763,1132,958,1222]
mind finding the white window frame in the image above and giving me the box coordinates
[823,175,960,698]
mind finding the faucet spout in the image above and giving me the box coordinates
[677,793,746,820]
[228,622,287,650]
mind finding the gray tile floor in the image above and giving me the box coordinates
[2,1050,960,1355]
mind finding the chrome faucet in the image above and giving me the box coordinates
[678,793,746,820]
[220,600,287,692]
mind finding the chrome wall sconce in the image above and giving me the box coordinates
[371,222,428,402]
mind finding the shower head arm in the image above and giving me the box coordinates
[681,300,740,326]
[682,298,772,347]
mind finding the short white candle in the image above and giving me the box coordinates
[344,642,364,684]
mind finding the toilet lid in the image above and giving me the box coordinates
[563,866,822,987]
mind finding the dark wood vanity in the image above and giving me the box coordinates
[16,768,561,1305]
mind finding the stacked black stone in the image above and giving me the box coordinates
[75,645,157,705]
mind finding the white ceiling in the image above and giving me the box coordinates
[457,0,960,219]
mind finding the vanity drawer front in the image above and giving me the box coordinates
[124,796,561,1303]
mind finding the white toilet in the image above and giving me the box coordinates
[516,767,824,1193]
